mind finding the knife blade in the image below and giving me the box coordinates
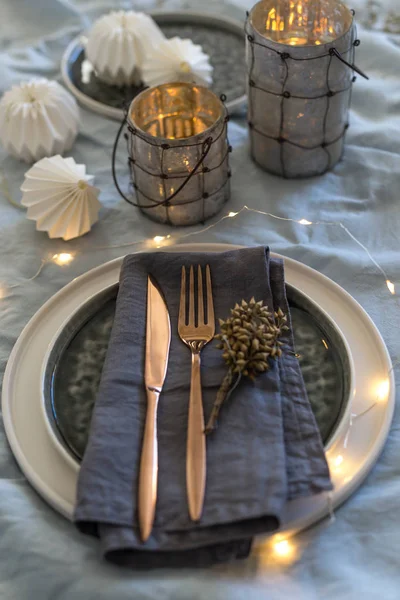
[138,275,171,542]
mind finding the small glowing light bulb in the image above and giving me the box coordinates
[386,280,395,295]
[329,454,344,473]
[271,538,297,562]
[52,253,74,266]
[153,235,166,248]
[376,379,390,402]
[273,540,291,556]
[298,218,312,225]
[334,455,343,467]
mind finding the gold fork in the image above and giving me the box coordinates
[178,265,215,521]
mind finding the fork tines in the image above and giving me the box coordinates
[179,265,214,330]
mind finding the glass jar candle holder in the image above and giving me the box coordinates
[246,0,359,178]
[120,82,231,226]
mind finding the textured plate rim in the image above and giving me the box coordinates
[41,283,117,473]
[2,244,394,532]
[60,10,247,121]
[40,278,355,469]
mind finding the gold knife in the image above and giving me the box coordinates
[138,276,171,542]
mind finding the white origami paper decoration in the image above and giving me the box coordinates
[0,79,79,163]
[21,155,101,241]
[86,10,165,87]
[141,37,213,88]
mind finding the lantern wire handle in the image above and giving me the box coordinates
[111,114,214,209]
[330,47,369,80]
[111,113,133,205]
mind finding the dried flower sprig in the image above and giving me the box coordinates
[204,298,288,434]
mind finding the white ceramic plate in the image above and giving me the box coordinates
[2,244,394,536]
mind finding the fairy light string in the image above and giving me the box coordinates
[3,203,395,464]
[2,202,396,468]
[264,359,396,566]
[2,204,396,296]
[0,166,24,211]
[7,259,46,290]
[0,168,396,294]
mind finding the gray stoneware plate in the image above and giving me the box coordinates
[61,11,247,120]
[44,282,351,463]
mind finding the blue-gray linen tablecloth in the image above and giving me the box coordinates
[0,0,399,598]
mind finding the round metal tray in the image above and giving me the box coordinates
[61,11,247,120]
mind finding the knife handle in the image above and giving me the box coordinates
[138,389,159,542]
[187,351,206,522]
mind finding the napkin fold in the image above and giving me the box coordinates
[74,247,332,567]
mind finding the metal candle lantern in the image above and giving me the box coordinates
[246,0,366,178]
[113,82,231,226]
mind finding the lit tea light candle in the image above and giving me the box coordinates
[265,0,339,46]
[123,82,231,226]
[246,0,361,178]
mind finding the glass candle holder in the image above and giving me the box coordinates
[126,82,231,226]
[246,0,357,178]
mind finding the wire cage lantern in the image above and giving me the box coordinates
[112,82,232,226]
[245,0,368,178]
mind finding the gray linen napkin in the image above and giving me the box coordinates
[74,247,332,567]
